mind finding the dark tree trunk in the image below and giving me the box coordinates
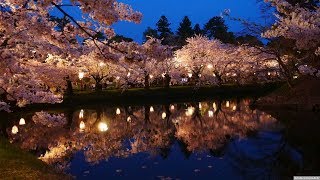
[144,74,150,90]
[65,76,73,95]
[95,81,102,92]
[164,74,171,88]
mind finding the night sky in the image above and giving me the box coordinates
[113,0,264,43]
[51,0,266,43]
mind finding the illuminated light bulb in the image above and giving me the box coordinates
[79,121,85,131]
[170,105,175,110]
[116,108,121,115]
[268,72,271,76]
[207,64,213,69]
[188,73,193,78]
[78,72,84,80]
[19,118,26,125]
[79,109,84,119]
[127,116,131,122]
[226,101,230,108]
[150,106,154,112]
[12,126,18,134]
[149,74,154,79]
[98,122,108,132]
[162,112,167,119]
[232,105,237,111]
[208,110,214,118]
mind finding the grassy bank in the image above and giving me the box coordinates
[0,138,70,179]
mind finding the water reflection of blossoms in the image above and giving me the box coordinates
[8,99,281,167]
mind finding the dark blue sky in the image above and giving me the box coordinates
[113,0,263,43]
[51,0,265,43]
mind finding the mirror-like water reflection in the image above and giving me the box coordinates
[4,99,304,179]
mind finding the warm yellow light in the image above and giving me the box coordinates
[213,102,217,111]
[127,116,132,122]
[79,109,84,119]
[79,121,85,131]
[116,108,121,115]
[19,118,26,125]
[232,105,237,111]
[226,101,230,108]
[12,125,18,134]
[208,110,214,117]
[185,107,195,116]
[199,103,202,109]
[150,106,154,112]
[79,72,85,80]
[98,122,108,132]
[162,112,167,119]
[207,64,213,69]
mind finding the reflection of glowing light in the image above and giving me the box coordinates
[79,121,85,131]
[170,105,175,110]
[19,118,26,125]
[127,116,131,122]
[98,122,108,132]
[208,110,214,117]
[199,103,202,109]
[226,101,230,107]
[12,126,18,134]
[150,106,154,112]
[188,73,192,78]
[232,105,237,111]
[162,112,167,119]
[79,109,84,119]
[116,108,121,115]
[185,107,195,116]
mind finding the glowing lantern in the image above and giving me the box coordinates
[78,72,84,80]
[98,122,108,132]
[79,109,84,119]
[150,106,154,112]
[127,116,131,122]
[162,112,167,119]
[208,110,214,118]
[19,118,26,125]
[226,101,230,108]
[116,108,121,115]
[79,121,85,131]
[185,107,195,116]
[12,126,18,134]
[232,105,237,111]
[213,102,217,111]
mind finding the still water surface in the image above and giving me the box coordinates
[4,98,315,179]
